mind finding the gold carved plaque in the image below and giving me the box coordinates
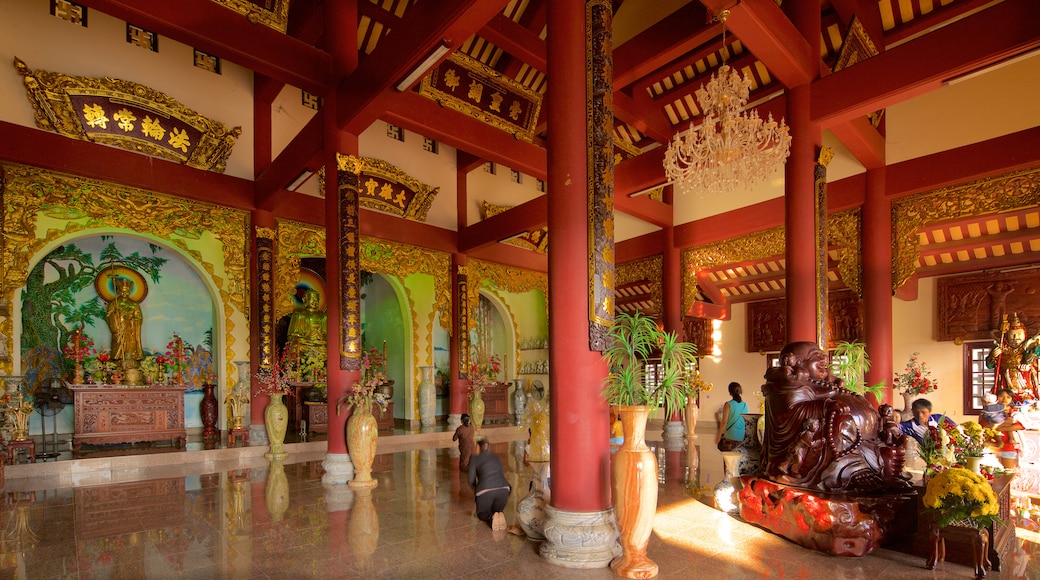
[330,155,438,222]
[482,201,547,254]
[419,52,542,143]
[14,58,241,173]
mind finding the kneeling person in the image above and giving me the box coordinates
[469,439,511,530]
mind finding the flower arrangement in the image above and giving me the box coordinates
[923,467,1002,529]
[894,352,938,396]
[361,347,389,388]
[468,353,502,395]
[254,364,294,398]
[165,334,190,380]
[63,328,96,362]
[959,420,999,459]
[94,349,115,383]
[337,380,388,416]
[687,367,713,398]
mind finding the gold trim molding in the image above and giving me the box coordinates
[15,58,241,173]
[892,166,1040,291]
[616,255,663,314]
[465,259,547,335]
[482,201,548,254]
[682,228,785,312]
[208,0,290,32]
[0,163,248,378]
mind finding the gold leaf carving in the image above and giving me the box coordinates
[616,255,663,314]
[208,0,290,32]
[682,228,785,312]
[826,210,862,296]
[0,163,248,377]
[465,259,547,335]
[15,58,240,173]
[892,166,1040,292]
[332,154,439,222]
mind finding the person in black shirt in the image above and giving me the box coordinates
[468,439,511,530]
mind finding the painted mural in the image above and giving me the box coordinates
[22,235,216,389]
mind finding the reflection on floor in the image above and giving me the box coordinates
[2,437,1037,579]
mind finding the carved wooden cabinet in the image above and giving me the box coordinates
[70,384,187,449]
[304,401,328,434]
[483,382,511,425]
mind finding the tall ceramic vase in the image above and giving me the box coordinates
[348,405,379,489]
[684,397,698,440]
[611,405,659,579]
[513,378,527,426]
[200,382,219,438]
[418,366,435,428]
[264,393,289,460]
[469,391,485,432]
[900,391,913,416]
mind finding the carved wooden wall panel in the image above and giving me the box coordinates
[746,289,863,352]
[683,317,711,356]
[937,269,1040,341]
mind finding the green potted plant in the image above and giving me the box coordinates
[602,311,697,578]
[831,341,887,401]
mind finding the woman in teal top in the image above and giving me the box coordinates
[716,382,749,450]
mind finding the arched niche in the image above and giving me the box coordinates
[361,272,412,422]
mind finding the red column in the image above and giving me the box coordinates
[546,0,610,514]
[450,252,468,418]
[663,223,683,423]
[863,168,893,404]
[249,209,274,426]
[784,1,822,344]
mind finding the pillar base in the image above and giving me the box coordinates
[662,420,685,452]
[321,452,355,485]
[248,424,268,446]
[447,413,462,429]
[539,505,620,569]
[322,482,355,512]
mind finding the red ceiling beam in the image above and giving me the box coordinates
[884,0,1000,47]
[615,193,672,229]
[828,0,884,49]
[480,14,547,72]
[612,91,672,145]
[918,229,1040,260]
[615,147,666,197]
[617,231,666,263]
[0,120,254,209]
[254,112,324,210]
[337,0,508,135]
[916,251,1040,280]
[383,91,547,179]
[613,3,714,89]
[812,0,1040,127]
[467,243,548,273]
[458,195,547,253]
[701,0,815,87]
[77,0,333,94]
[829,116,886,169]
[674,197,785,247]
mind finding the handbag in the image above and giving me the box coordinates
[717,437,741,452]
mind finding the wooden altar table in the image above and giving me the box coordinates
[69,384,188,449]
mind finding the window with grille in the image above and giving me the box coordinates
[964,341,995,415]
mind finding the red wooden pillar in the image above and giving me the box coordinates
[322,0,361,484]
[663,223,684,426]
[449,252,468,423]
[785,1,822,344]
[863,168,893,404]
[539,0,615,569]
[248,209,275,437]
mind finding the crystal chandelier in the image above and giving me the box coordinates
[663,11,791,197]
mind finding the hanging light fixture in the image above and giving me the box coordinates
[663,10,792,197]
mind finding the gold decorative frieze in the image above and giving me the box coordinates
[833,16,878,72]
[208,0,290,33]
[419,52,542,143]
[0,163,248,376]
[682,228,785,313]
[892,166,1040,292]
[482,201,547,254]
[616,255,663,314]
[329,155,438,222]
[587,0,615,352]
[827,210,862,297]
[465,259,547,336]
[273,220,452,343]
[14,58,241,173]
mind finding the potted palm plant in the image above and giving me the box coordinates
[831,341,887,402]
[602,311,697,579]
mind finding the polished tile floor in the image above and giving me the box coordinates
[2,436,1037,579]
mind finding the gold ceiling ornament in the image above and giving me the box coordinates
[208,0,290,33]
[482,201,548,254]
[616,255,664,314]
[14,58,241,173]
[325,155,438,222]
[892,165,1040,292]
[271,220,453,334]
[681,227,785,312]
[465,259,548,334]
[832,17,885,133]
[419,52,543,143]
[0,163,247,377]
[663,11,791,198]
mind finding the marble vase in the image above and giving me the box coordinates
[469,392,485,432]
[418,366,435,428]
[610,405,659,579]
[684,399,698,440]
[513,378,527,426]
[347,405,379,489]
[265,458,289,521]
[264,393,288,460]
[518,461,551,539]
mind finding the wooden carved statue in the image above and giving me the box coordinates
[762,342,910,492]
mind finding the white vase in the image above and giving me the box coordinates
[418,366,435,428]
[513,378,527,426]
